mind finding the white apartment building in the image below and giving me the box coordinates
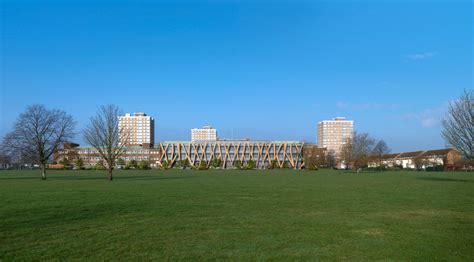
[118,112,155,147]
[191,126,217,142]
[317,117,353,156]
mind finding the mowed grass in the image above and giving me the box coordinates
[0,169,473,260]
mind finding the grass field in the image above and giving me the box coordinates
[0,169,473,260]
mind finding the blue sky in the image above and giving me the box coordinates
[1,0,472,152]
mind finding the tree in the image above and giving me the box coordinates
[372,140,391,171]
[75,158,84,170]
[441,89,473,161]
[95,160,106,170]
[325,150,337,169]
[83,105,130,181]
[341,132,376,172]
[1,105,75,180]
[303,145,326,170]
[0,151,12,169]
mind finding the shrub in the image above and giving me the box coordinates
[126,160,138,169]
[426,165,444,172]
[267,160,279,169]
[138,160,150,170]
[160,160,169,170]
[59,157,71,170]
[180,159,190,169]
[95,160,106,170]
[246,160,256,170]
[234,160,242,169]
[198,161,208,170]
[116,158,125,168]
[211,158,222,169]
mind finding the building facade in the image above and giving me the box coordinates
[55,141,305,169]
[367,148,461,170]
[191,126,217,142]
[118,112,155,147]
[158,140,304,169]
[317,117,353,156]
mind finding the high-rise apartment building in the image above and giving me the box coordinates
[191,126,217,142]
[317,117,353,156]
[118,112,154,147]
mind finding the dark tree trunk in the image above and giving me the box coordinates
[107,168,113,181]
[41,164,47,180]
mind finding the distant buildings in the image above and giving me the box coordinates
[317,117,353,156]
[55,141,305,169]
[118,112,155,148]
[191,126,217,142]
[52,111,463,171]
[367,149,461,170]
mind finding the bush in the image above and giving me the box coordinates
[180,159,190,169]
[59,157,71,170]
[426,165,444,172]
[95,160,106,170]
[246,160,256,170]
[234,160,242,170]
[160,160,169,170]
[198,161,208,170]
[267,160,279,169]
[138,160,150,170]
[126,160,138,169]
[211,158,222,169]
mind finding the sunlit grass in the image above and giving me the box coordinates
[0,169,473,260]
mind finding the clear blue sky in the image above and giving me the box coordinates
[1,0,472,152]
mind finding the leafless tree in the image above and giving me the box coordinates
[372,140,391,170]
[341,132,376,172]
[1,105,75,179]
[83,105,130,181]
[441,89,473,161]
[325,150,337,168]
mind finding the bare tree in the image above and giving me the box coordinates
[1,105,75,179]
[441,89,473,161]
[372,140,391,170]
[341,132,376,173]
[325,150,337,168]
[83,105,130,181]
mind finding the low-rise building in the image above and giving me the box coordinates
[55,140,305,169]
[368,148,461,170]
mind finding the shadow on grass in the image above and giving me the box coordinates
[417,177,469,182]
[0,176,42,180]
[0,175,197,181]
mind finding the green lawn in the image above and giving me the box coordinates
[0,169,473,260]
